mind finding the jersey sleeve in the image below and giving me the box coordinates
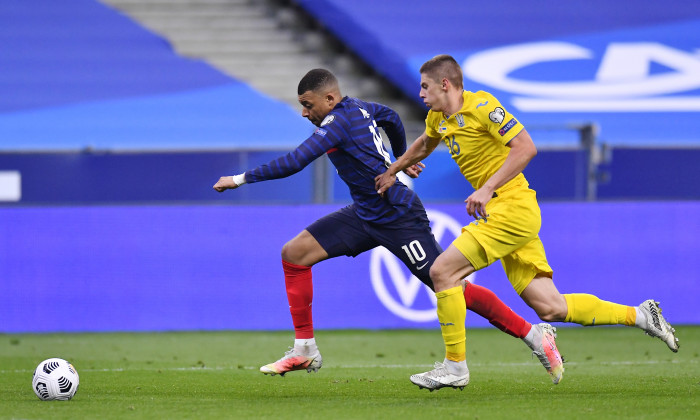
[473,91,524,145]
[369,102,407,157]
[245,120,344,184]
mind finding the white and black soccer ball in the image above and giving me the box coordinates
[32,358,80,401]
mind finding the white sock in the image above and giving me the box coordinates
[294,338,318,355]
[522,324,541,351]
[634,306,647,329]
[444,358,468,375]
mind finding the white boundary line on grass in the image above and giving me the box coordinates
[3,359,692,374]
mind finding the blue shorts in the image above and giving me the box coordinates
[306,203,441,290]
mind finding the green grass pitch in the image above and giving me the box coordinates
[1,326,698,419]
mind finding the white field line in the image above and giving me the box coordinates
[3,359,692,374]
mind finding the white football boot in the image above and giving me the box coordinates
[260,347,323,376]
[638,299,679,352]
[530,323,565,384]
[410,361,469,391]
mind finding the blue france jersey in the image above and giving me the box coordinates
[245,97,418,224]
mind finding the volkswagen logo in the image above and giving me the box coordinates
[369,208,476,322]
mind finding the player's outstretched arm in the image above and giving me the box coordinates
[464,129,537,218]
[213,131,340,193]
[375,132,440,194]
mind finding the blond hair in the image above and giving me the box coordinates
[419,55,463,89]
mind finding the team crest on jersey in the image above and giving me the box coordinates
[321,114,335,126]
[455,114,465,127]
[489,107,505,124]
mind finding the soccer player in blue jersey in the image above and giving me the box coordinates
[214,69,563,381]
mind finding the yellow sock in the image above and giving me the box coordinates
[436,286,467,361]
[564,293,636,326]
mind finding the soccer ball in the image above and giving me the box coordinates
[32,358,80,401]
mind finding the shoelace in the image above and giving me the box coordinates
[278,347,298,361]
[646,302,663,332]
[425,362,451,378]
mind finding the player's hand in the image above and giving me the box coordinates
[375,171,397,196]
[403,162,425,179]
[213,176,240,192]
[464,187,493,219]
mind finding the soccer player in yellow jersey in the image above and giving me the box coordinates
[375,54,679,391]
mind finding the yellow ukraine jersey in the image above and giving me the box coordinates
[425,90,527,192]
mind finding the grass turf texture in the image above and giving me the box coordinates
[1,327,698,420]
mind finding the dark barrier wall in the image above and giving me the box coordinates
[1,202,697,333]
[0,151,316,205]
[2,147,699,204]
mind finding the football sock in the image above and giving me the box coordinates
[564,293,636,326]
[294,338,316,347]
[444,358,469,376]
[294,338,318,356]
[634,306,648,329]
[282,260,314,339]
[436,286,467,363]
[464,282,531,338]
[522,324,541,351]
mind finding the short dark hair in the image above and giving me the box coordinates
[419,55,464,89]
[298,68,338,95]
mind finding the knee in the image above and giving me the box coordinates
[429,251,474,292]
[429,264,451,290]
[281,240,302,265]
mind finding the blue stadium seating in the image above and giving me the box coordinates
[297,0,700,147]
[0,0,311,150]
